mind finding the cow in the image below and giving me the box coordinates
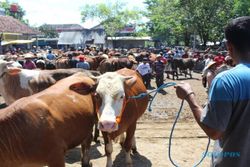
[0,72,96,167]
[0,60,100,105]
[98,57,137,74]
[55,56,71,69]
[166,58,195,80]
[0,60,101,142]
[85,56,107,70]
[55,55,106,70]
[74,68,149,167]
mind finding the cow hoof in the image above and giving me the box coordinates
[94,139,100,144]
[82,162,92,167]
[132,148,138,154]
[126,163,133,167]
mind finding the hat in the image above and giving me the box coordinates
[156,54,162,58]
[225,56,232,61]
[78,55,85,61]
[204,61,217,71]
[24,53,35,59]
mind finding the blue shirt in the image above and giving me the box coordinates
[76,61,90,70]
[47,53,56,60]
[202,63,250,166]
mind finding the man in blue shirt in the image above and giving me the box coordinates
[175,16,250,166]
[76,56,90,70]
[46,50,56,60]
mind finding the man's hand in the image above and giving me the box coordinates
[175,82,194,100]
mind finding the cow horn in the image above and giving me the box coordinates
[120,76,133,81]
[121,76,137,87]
[90,75,101,83]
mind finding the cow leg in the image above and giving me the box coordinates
[123,123,137,167]
[189,70,193,79]
[48,157,65,167]
[118,133,137,154]
[93,121,100,143]
[119,132,126,147]
[102,132,113,167]
[131,135,138,154]
[81,134,93,167]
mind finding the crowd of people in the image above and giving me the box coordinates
[2,41,235,95]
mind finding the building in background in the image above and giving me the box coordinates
[0,15,40,53]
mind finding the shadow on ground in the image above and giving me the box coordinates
[113,150,152,167]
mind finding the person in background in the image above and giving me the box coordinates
[23,53,36,69]
[216,55,235,74]
[213,52,225,67]
[175,16,250,167]
[76,56,90,70]
[46,50,56,60]
[154,54,166,89]
[68,53,78,68]
[202,61,217,89]
[136,57,152,89]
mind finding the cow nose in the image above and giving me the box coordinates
[98,120,117,132]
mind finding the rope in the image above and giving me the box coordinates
[168,99,211,167]
[128,81,210,167]
[128,82,177,112]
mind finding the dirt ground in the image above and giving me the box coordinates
[64,72,214,167]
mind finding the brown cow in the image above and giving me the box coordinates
[98,57,137,74]
[0,60,101,143]
[0,72,96,167]
[72,68,149,166]
[0,60,100,105]
[85,56,107,70]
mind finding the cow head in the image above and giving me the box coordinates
[0,60,21,78]
[92,72,136,133]
[69,72,137,133]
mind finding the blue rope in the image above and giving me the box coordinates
[128,81,210,167]
[128,82,177,112]
[168,99,211,167]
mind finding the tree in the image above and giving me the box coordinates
[0,1,28,24]
[81,1,142,37]
[144,0,242,48]
[39,24,58,38]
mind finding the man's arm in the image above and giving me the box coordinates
[175,82,223,140]
[185,93,223,140]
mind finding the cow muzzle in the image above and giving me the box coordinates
[98,120,118,132]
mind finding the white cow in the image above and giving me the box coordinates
[0,60,99,105]
[88,68,149,167]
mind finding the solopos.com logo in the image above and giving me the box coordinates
[203,151,240,158]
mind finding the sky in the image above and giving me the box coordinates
[2,0,146,28]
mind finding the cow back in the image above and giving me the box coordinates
[0,73,96,164]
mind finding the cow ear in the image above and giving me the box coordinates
[123,76,137,87]
[6,67,21,75]
[70,82,97,95]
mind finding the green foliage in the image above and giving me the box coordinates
[0,0,27,24]
[38,24,58,38]
[81,0,143,37]
[144,0,250,47]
